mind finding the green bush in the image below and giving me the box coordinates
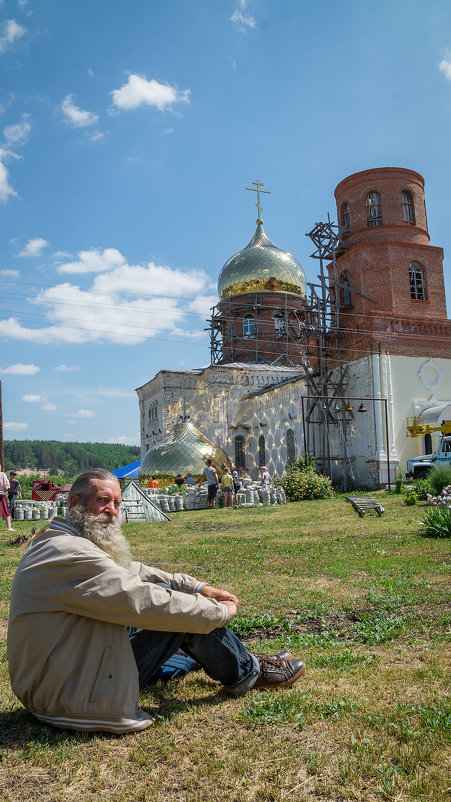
[413,477,432,500]
[280,465,333,501]
[394,476,404,494]
[404,490,418,506]
[428,465,451,496]
[419,506,451,539]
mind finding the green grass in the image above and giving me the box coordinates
[0,492,450,801]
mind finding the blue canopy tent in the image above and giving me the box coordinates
[111,460,141,479]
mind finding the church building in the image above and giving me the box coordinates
[136,168,451,488]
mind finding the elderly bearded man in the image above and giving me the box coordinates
[8,469,305,734]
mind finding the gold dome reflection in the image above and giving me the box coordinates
[140,421,232,487]
[217,223,306,300]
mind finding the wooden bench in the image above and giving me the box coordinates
[345,495,385,517]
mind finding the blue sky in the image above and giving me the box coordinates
[0,0,450,447]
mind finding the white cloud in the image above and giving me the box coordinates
[439,58,451,81]
[0,269,19,277]
[3,119,31,145]
[188,295,218,318]
[4,421,28,431]
[0,251,210,345]
[54,363,79,372]
[1,363,40,375]
[74,409,94,418]
[22,394,42,402]
[61,94,99,127]
[171,327,205,341]
[57,247,125,274]
[111,74,191,111]
[90,131,104,143]
[93,261,208,297]
[41,402,57,411]
[18,237,49,257]
[0,149,18,202]
[231,1,256,31]
[0,19,25,52]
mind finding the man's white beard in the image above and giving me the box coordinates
[67,505,132,569]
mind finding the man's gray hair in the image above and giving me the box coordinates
[70,468,118,503]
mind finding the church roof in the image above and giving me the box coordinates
[217,222,306,300]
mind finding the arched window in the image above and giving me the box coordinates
[402,190,415,224]
[409,262,426,300]
[258,434,266,467]
[243,314,255,338]
[366,191,382,227]
[286,429,295,465]
[341,202,350,233]
[341,272,352,306]
[274,312,286,336]
[235,435,246,470]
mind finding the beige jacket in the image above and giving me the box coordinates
[7,518,228,734]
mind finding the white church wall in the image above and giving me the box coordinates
[331,353,451,487]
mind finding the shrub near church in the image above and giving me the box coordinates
[280,458,334,501]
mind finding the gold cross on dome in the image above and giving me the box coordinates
[246,179,271,222]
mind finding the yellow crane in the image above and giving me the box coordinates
[405,416,451,478]
[406,416,451,437]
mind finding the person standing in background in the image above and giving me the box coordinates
[200,459,219,509]
[8,471,21,520]
[221,469,234,507]
[0,466,15,532]
[261,466,272,486]
[232,471,241,506]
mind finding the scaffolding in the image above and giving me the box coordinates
[302,217,377,489]
[206,212,377,490]
[208,292,308,367]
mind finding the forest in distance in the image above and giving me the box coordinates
[3,439,140,478]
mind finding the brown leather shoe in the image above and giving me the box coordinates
[253,650,292,661]
[253,655,306,690]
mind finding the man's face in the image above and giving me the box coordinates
[83,478,122,519]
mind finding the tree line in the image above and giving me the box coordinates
[4,440,140,478]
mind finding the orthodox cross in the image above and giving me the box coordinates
[246,179,271,222]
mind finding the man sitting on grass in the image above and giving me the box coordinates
[8,469,305,734]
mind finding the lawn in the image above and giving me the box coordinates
[0,493,449,801]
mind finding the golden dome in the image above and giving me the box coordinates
[217,222,306,299]
[139,420,232,487]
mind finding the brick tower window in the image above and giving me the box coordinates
[274,312,286,337]
[409,262,426,300]
[341,202,350,232]
[366,191,382,227]
[243,314,255,338]
[402,191,415,224]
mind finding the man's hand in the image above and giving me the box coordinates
[221,599,237,621]
[202,584,239,606]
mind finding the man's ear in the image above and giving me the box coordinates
[69,494,81,509]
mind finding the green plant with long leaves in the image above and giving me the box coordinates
[419,506,451,539]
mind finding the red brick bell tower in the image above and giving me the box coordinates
[331,167,450,359]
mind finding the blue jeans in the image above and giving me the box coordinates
[128,626,259,696]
